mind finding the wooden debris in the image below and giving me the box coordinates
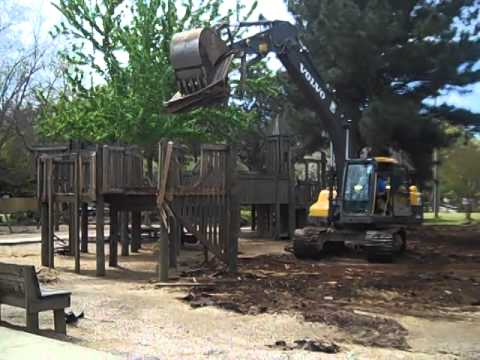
[152,282,215,288]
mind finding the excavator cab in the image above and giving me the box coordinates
[167,27,234,113]
[339,157,422,224]
[309,157,422,225]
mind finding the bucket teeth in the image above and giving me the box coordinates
[166,27,233,113]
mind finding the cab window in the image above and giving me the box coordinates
[343,163,373,214]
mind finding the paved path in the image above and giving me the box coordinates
[0,227,98,246]
[0,234,41,245]
[0,327,122,360]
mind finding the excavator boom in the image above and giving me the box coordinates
[167,21,352,182]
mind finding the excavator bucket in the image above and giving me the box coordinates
[166,28,234,113]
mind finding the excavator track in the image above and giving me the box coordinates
[293,227,406,263]
[365,231,405,263]
[293,228,326,259]
[293,227,359,260]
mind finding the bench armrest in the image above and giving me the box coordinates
[40,287,72,298]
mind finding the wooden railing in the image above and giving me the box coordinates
[36,145,149,202]
[102,146,144,193]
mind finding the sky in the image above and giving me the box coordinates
[10,0,480,113]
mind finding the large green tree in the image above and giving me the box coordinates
[286,0,480,182]
[39,0,258,155]
[440,140,480,220]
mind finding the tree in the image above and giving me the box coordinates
[286,0,480,182]
[231,62,289,170]
[39,0,259,169]
[440,141,480,220]
[0,1,52,193]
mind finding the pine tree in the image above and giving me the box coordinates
[286,0,480,182]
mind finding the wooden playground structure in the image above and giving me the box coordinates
[34,124,325,277]
[36,144,155,276]
[239,124,326,240]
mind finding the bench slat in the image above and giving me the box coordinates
[0,263,25,277]
[0,278,25,296]
[0,264,27,299]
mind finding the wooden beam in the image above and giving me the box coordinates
[152,282,215,288]
[109,206,118,267]
[168,215,177,268]
[288,147,296,240]
[131,211,141,253]
[120,210,129,256]
[227,145,239,273]
[47,159,54,269]
[95,145,106,276]
[157,224,169,281]
[68,204,74,256]
[157,141,174,209]
[40,203,49,267]
[74,155,80,273]
[81,203,89,253]
[251,205,256,231]
[54,202,60,231]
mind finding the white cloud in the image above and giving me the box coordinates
[14,0,61,46]
[220,0,293,22]
[437,83,480,113]
[219,0,293,70]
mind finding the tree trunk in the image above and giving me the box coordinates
[466,204,472,221]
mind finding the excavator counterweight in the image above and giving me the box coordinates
[167,28,233,113]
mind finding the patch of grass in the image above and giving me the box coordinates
[240,207,252,225]
[423,212,480,225]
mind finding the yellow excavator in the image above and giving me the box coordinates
[304,156,423,261]
[166,20,423,262]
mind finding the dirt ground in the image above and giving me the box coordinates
[0,225,479,359]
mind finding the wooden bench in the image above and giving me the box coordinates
[0,262,71,334]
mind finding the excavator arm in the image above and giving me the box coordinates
[166,20,352,180]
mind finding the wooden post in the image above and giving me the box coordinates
[73,155,80,273]
[275,202,281,240]
[68,204,74,256]
[227,145,239,273]
[131,211,141,253]
[288,147,296,240]
[156,141,174,277]
[273,139,281,240]
[268,205,274,239]
[120,211,129,256]
[54,202,60,231]
[157,223,169,281]
[40,202,49,267]
[168,215,178,268]
[256,205,263,237]
[109,206,118,267]
[47,159,54,269]
[95,145,106,276]
[81,203,89,253]
[251,205,256,231]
